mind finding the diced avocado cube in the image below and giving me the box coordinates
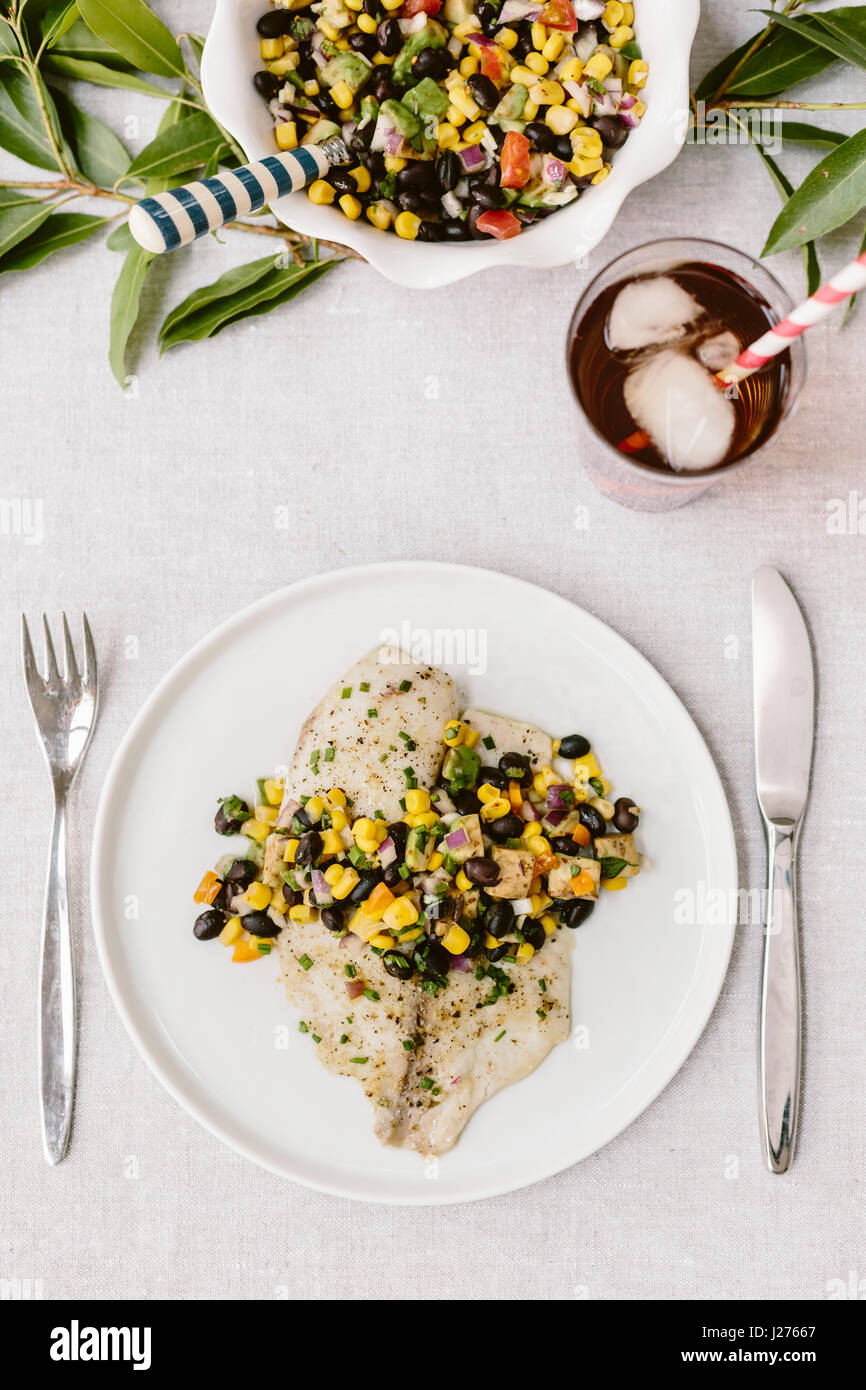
[493,83,528,123]
[405,825,433,872]
[403,76,450,120]
[322,52,372,93]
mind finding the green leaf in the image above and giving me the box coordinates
[159,257,339,351]
[77,0,184,78]
[51,17,132,67]
[763,128,866,255]
[599,857,629,880]
[123,111,224,182]
[694,37,754,101]
[43,53,169,96]
[52,88,130,186]
[0,197,52,258]
[27,0,80,50]
[777,121,847,150]
[143,99,198,194]
[109,242,154,386]
[0,67,64,169]
[758,8,866,74]
[106,220,135,251]
[0,17,20,59]
[0,188,44,208]
[725,26,834,97]
[753,141,821,294]
[0,212,106,273]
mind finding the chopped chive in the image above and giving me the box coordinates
[298,954,313,970]
[378,752,389,763]
[298,1021,308,1033]
[420,1077,434,1091]
[402,1038,416,1051]
[339,1033,349,1044]
[399,679,412,692]
[432,1086,440,1096]
[341,687,352,699]
[324,747,335,763]
[482,735,495,749]
[539,979,547,993]
[359,681,370,692]
[536,1008,546,1019]
[367,708,378,718]
[398,864,410,879]
[495,1030,506,1041]
[363,988,380,1002]
[350,1057,368,1065]
[312,1034,321,1044]
[345,963,356,978]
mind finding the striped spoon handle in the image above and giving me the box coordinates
[128,141,345,254]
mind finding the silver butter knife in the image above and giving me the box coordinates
[752,566,815,1174]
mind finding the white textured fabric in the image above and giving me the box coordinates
[2,1,865,1301]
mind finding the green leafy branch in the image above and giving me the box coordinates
[694,1,866,304]
[0,0,345,382]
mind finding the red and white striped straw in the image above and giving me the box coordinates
[718,249,866,384]
[619,249,866,452]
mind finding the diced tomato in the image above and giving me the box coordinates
[401,0,442,15]
[475,209,522,240]
[499,130,531,189]
[541,0,577,31]
[479,48,503,82]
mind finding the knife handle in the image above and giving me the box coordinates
[759,817,802,1174]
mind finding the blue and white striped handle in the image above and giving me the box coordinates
[128,147,328,254]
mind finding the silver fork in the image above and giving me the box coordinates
[22,614,98,1164]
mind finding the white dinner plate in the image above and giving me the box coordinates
[91,563,737,1204]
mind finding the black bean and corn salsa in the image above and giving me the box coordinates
[193,717,644,987]
[251,0,648,241]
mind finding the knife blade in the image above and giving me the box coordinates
[751,566,815,1174]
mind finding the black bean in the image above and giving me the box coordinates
[376,18,402,55]
[349,31,377,58]
[386,821,409,855]
[225,857,256,886]
[348,869,383,904]
[485,901,514,939]
[193,909,224,940]
[613,797,640,832]
[362,0,380,15]
[370,66,398,101]
[464,855,501,887]
[242,909,280,938]
[398,190,426,213]
[522,921,546,951]
[594,114,628,150]
[462,929,484,958]
[381,862,402,889]
[397,161,435,190]
[467,73,498,110]
[413,46,449,80]
[295,830,322,865]
[321,905,345,932]
[418,221,445,241]
[477,1,497,33]
[382,950,413,981]
[478,766,508,789]
[436,149,461,191]
[293,807,313,830]
[558,734,591,759]
[214,797,249,835]
[524,120,554,153]
[211,881,233,914]
[363,150,386,178]
[453,788,481,814]
[552,134,575,162]
[349,127,373,155]
[467,204,490,238]
[513,34,532,60]
[426,894,454,922]
[256,10,294,37]
[486,942,510,962]
[485,812,524,844]
[560,898,595,929]
[418,939,450,976]
[550,835,579,857]
[330,168,359,195]
[252,69,281,100]
[315,92,340,122]
[577,804,606,838]
[295,54,317,83]
[440,217,469,240]
[282,884,303,907]
[498,751,532,784]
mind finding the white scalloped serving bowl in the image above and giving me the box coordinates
[201,0,699,288]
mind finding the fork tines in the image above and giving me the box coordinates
[22,613,96,694]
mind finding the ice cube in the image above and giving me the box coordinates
[607,275,702,352]
[698,330,741,372]
[623,349,736,473]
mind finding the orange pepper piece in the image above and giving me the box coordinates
[508,780,523,812]
[571,824,592,848]
[366,881,395,917]
[232,940,262,963]
[535,853,560,875]
[194,870,221,904]
[573,871,596,896]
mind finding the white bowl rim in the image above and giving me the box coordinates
[201,0,700,289]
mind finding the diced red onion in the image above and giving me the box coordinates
[547,783,575,810]
[399,12,428,32]
[341,119,357,144]
[544,806,568,827]
[542,155,566,187]
[564,81,591,117]
[441,190,462,219]
[498,0,543,25]
[450,956,471,973]
[444,825,470,851]
[522,799,540,820]
[378,835,397,868]
[465,31,495,49]
[276,797,300,829]
[447,35,462,58]
[346,979,365,999]
[312,49,327,71]
[575,25,597,61]
[458,143,486,173]
[311,869,333,905]
[593,90,619,117]
[620,93,638,110]
[574,0,605,18]
[604,76,623,95]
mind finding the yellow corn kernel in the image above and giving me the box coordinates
[366,201,392,230]
[603,876,628,892]
[590,796,615,819]
[509,64,536,86]
[524,52,548,75]
[529,78,565,106]
[254,803,278,824]
[324,863,344,885]
[443,720,465,746]
[356,838,379,855]
[484,933,501,950]
[260,37,284,61]
[527,835,551,858]
[270,895,287,915]
[449,85,480,120]
[608,24,634,49]
[330,806,349,831]
[452,20,479,37]
[244,881,272,911]
[572,127,603,159]
[241,818,270,842]
[442,924,471,955]
[406,811,437,830]
[326,787,346,808]
[558,57,584,82]
[480,797,511,822]
[275,120,298,151]
[478,782,503,805]
[350,164,371,192]
[516,941,535,964]
[308,178,335,205]
[320,828,344,857]
[498,25,518,49]
[330,79,354,109]
[540,913,558,936]
[266,53,300,76]
[369,932,395,950]
[531,20,547,49]
[530,892,552,916]
[542,32,564,62]
[428,851,444,872]
[303,79,320,96]
[219,916,243,946]
[395,211,421,240]
[339,192,362,220]
[545,103,579,134]
[283,837,299,863]
[574,751,602,781]
[460,54,479,76]
[568,154,604,177]
[631,98,647,118]
[522,820,543,840]
[522,99,539,120]
[372,50,394,64]
[437,122,460,149]
[462,725,480,748]
[628,58,648,88]
[603,0,624,28]
[583,51,613,81]
[332,866,360,900]
[304,794,325,823]
[318,19,340,40]
[357,11,377,31]
[381,0,403,9]
[385,155,406,172]
[345,0,362,9]
[263,777,284,805]
[622,1,634,22]
[462,119,487,143]
[455,869,472,892]
[352,817,378,846]
[405,788,431,815]
[591,167,611,184]
[398,926,424,943]
[382,896,420,931]
[446,103,467,127]
[289,904,317,923]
